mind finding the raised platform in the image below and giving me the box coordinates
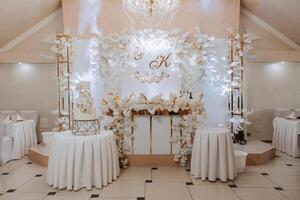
[28,139,275,167]
[28,144,49,167]
[127,155,178,166]
[234,139,276,165]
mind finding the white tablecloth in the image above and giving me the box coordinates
[47,131,120,190]
[5,120,37,159]
[191,127,236,181]
[273,117,300,157]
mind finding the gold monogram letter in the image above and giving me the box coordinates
[149,53,171,69]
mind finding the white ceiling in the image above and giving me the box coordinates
[0,0,299,49]
[242,0,300,46]
[0,0,61,47]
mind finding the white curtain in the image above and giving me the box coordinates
[77,0,102,34]
[200,39,228,127]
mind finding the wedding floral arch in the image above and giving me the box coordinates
[86,28,222,167]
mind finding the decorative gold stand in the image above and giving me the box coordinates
[228,33,247,133]
[72,119,100,135]
[56,34,73,131]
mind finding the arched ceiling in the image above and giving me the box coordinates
[0,0,61,47]
[242,0,300,46]
[0,0,299,52]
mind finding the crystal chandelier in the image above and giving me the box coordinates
[123,0,181,24]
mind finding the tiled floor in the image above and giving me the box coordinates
[0,151,299,200]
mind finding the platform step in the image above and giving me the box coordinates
[28,144,50,167]
[234,139,275,165]
[28,139,276,167]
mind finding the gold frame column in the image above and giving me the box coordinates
[56,34,73,131]
[228,33,247,133]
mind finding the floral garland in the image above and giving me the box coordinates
[100,93,205,167]
[132,71,170,84]
[89,28,216,93]
[224,32,253,129]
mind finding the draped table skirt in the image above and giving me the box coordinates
[5,120,37,159]
[273,117,300,157]
[191,127,236,182]
[47,131,120,190]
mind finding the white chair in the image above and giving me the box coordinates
[18,110,38,126]
[42,132,57,145]
[0,112,15,165]
[0,178,4,194]
[0,136,13,165]
[274,108,293,118]
[0,111,17,121]
[294,108,300,117]
[0,122,13,165]
[19,111,40,142]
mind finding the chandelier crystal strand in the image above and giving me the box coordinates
[123,0,181,24]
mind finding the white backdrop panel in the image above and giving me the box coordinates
[152,116,171,154]
[120,42,181,99]
[132,116,150,154]
[121,73,181,99]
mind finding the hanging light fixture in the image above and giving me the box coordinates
[122,0,181,24]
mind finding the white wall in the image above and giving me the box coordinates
[245,62,300,140]
[0,63,57,135]
[1,62,299,143]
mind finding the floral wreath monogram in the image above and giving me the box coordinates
[133,47,172,83]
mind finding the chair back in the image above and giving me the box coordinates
[294,108,300,118]
[274,108,293,118]
[18,111,38,126]
[0,111,17,122]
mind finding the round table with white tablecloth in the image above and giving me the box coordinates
[273,117,300,157]
[191,127,236,182]
[47,130,120,191]
[4,120,37,159]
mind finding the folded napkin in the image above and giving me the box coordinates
[16,114,24,122]
[286,112,296,119]
[3,115,13,124]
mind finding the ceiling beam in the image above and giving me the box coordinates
[241,8,300,51]
[0,9,62,53]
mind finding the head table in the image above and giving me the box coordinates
[191,127,237,182]
[47,130,120,190]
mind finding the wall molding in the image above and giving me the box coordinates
[241,8,300,51]
[0,9,62,53]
